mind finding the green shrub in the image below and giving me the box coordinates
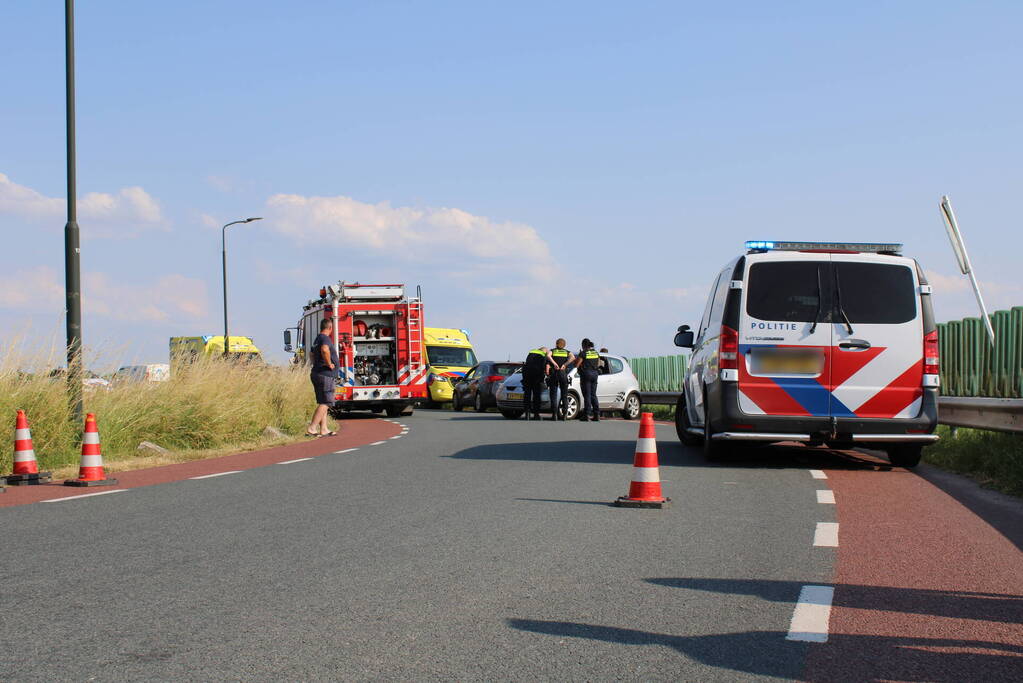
[924,425,1023,498]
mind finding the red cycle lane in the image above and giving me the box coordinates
[805,461,1023,682]
[1,418,402,508]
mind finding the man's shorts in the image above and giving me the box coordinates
[311,372,336,405]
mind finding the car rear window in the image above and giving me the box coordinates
[835,262,916,324]
[492,363,521,376]
[746,262,826,322]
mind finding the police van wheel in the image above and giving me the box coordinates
[702,391,727,461]
[886,444,923,468]
[620,393,641,420]
[675,393,703,446]
[500,409,523,420]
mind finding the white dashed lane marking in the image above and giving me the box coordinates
[814,522,839,547]
[809,469,827,479]
[41,489,128,503]
[190,471,243,480]
[816,489,835,504]
[390,436,403,440]
[786,585,835,642]
[370,441,386,446]
[335,448,358,454]
[276,458,313,465]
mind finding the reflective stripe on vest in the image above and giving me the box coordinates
[551,348,569,359]
[581,349,600,371]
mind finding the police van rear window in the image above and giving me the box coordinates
[835,262,916,324]
[746,262,826,322]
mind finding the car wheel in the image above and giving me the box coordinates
[500,409,523,420]
[702,389,726,461]
[620,392,641,420]
[886,444,923,468]
[564,392,580,421]
[474,392,485,412]
[452,393,464,412]
[675,392,703,446]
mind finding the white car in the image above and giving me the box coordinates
[495,353,642,420]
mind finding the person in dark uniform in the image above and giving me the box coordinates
[546,339,575,421]
[574,338,601,421]
[521,346,549,421]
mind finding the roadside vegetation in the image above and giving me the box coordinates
[924,426,1023,498]
[1,347,314,476]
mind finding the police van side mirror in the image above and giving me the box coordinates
[674,325,694,349]
[283,329,293,352]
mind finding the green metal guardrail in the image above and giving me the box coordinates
[627,354,687,392]
[938,307,1023,398]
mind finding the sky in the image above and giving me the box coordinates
[2,1,1021,369]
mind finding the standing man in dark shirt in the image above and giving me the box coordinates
[521,346,549,421]
[574,338,601,421]
[308,318,339,437]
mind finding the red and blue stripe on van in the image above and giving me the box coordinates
[736,343,923,419]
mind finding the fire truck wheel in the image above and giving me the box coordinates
[452,394,464,411]
[385,405,405,418]
[500,409,523,420]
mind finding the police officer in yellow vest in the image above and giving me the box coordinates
[546,339,575,421]
[521,346,549,421]
[574,338,601,421]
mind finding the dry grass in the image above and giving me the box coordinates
[1,345,320,473]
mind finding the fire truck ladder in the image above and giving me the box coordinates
[404,299,424,375]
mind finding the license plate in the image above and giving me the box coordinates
[751,349,822,375]
[508,392,523,400]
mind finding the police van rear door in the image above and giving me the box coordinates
[738,253,834,417]
[828,255,923,419]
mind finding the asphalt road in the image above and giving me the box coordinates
[2,410,1020,681]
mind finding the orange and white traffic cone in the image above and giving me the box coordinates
[5,410,53,485]
[614,412,670,508]
[64,413,117,487]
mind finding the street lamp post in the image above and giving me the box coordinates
[64,0,83,422]
[222,217,262,357]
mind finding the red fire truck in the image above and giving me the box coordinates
[284,282,428,417]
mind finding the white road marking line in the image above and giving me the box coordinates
[814,522,839,547]
[398,424,407,428]
[809,469,827,479]
[335,448,358,454]
[390,435,403,440]
[786,585,835,642]
[190,471,242,480]
[41,489,127,503]
[276,458,313,465]
[816,490,836,504]
[370,441,386,446]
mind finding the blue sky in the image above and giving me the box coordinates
[2,1,1021,367]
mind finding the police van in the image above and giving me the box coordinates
[673,241,940,467]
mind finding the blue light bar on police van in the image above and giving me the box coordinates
[745,240,903,255]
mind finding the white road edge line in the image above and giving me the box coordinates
[786,585,835,642]
[370,441,386,446]
[809,469,827,479]
[816,490,836,504]
[41,489,128,503]
[190,471,243,480]
[390,436,403,440]
[277,458,313,465]
[814,522,839,547]
[335,448,359,454]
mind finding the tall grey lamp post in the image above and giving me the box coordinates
[222,217,262,357]
[64,0,83,422]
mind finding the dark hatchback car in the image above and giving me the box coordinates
[452,361,523,412]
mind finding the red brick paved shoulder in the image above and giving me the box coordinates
[0,418,401,508]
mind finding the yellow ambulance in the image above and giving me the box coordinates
[423,328,477,405]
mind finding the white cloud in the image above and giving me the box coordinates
[0,266,208,323]
[0,172,166,237]
[265,193,554,278]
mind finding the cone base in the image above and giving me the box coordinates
[63,478,118,487]
[614,496,671,509]
[4,472,53,485]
